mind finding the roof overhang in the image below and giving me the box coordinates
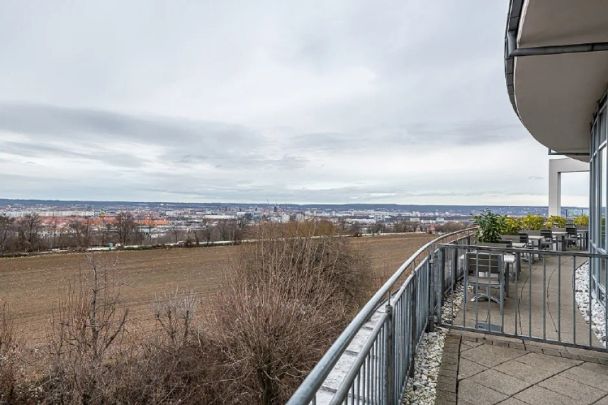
[505,0,608,162]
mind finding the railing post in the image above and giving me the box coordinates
[409,274,417,379]
[438,247,445,308]
[384,302,394,405]
[452,244,459,281]
[427,253,435,332]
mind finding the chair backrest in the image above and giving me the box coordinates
[540,229,553,238]
[518,233,529,243]
[488,240,513,248]
[500,235,518,243]
[566,227,577,236]
[466,252,503,275]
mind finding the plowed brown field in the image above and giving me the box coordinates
[0,233,435,345]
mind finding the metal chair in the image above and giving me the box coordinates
[539,229,555,250]
[518,232,536,262]
[466,252,505,317]
[565,226,580,249]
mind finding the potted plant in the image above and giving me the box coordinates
[474,210,504,243]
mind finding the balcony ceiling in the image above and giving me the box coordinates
[510,0,608,161]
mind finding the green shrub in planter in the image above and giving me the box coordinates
[474,210,503,243]
[521,214,545,231]
[501,216,522,235]
[545,215,566,229]
[574,215,589,227]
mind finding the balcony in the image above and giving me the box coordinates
[287,229,608,404]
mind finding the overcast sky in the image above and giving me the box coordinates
[0,1,588,206]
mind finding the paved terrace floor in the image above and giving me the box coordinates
[445,254,602,348]
[435,330,608,405]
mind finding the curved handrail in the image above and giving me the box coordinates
[286,227,476,404]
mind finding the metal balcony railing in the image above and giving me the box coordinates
[440,243,608,352]
[287,228,476,405]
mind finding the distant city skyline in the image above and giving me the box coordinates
[0,1,588,207]
[0,198,588,211]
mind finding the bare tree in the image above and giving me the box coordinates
[49,255,128,403]
[115,212,138,245]
[170,226,180,244]
[370,223,386,235]
[0,215,15,254]
[202,224,215,245]
[45,216,60,249]
[69,218,92,249]
[393,221,417,233]
[216,219,244,243]
[17,214,41,252]
[143,217,156,245]
[348,222,362,236]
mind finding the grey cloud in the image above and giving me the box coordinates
[0,1,575,205]
[291,120,524,153]
[0,103,258,145]
[405,121,524,145]
[0,103,280,170]
[175,153,307,170]
[1,140,145,168]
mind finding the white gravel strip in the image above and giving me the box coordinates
[575,262,607,347]
[402,284,465,404]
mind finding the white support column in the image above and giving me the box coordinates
[549,168,561,216]
[548,158,589,216]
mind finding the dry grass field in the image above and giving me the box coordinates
[0,233,435,345]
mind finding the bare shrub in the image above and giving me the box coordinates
[106,290,223,404]
[153,288,199,349]
[0,303,21,402]
[7,223,373,404]
[207,223,371,404]
[45,254,128,403]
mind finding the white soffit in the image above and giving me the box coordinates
[513,0,608,160]
[518,0,608,47]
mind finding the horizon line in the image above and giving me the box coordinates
[0,196,588,209]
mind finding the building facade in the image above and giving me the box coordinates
[505,0,608,299]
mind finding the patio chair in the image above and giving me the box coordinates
[539,229,555,250]
[517,232,536,262]
[565,226,580,249]
[466,252,505,316]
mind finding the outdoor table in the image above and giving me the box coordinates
[527,235,543,249]
[552,231,567,251]
[552,230,588,251]
[503,253,515,296]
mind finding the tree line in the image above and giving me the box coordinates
[0,212,247,255]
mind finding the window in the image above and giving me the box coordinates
[590,108,608,300]
[601,146,606,249]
